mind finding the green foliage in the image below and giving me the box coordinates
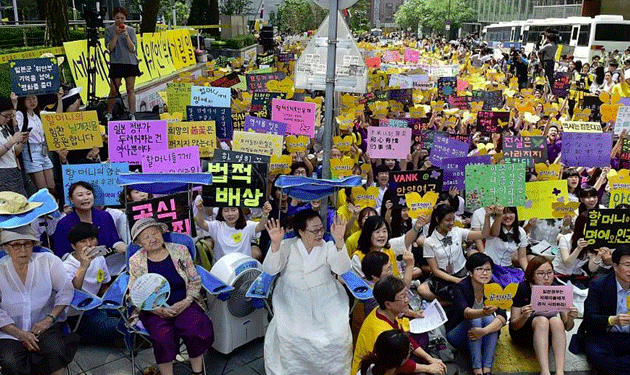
[0,64,10,98]
[347,0,371,33]
[222,34,256,49]
[276,0,327,34]
[220,0,255,16]
[171,1,192,25]
[395,0,476,35]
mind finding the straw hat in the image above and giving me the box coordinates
[0,192,43,215]
[130,218,168,242]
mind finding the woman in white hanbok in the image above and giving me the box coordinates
[263,209,353,375]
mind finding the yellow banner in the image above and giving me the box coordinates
[233,131,283,157]
[168,121,216,157]
[139,32,177,80]
[0,46,65,64]
[63,39,111,103]
[165,29,196,71]
[41,111,103,151]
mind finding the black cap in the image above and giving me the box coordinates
[0,98,13,113]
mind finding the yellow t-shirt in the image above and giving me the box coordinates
[346,230,361,257]
[351,308,410,375]
[612,81,630,98]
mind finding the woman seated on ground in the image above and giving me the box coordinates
[509,256,579,375]
[481,207,528,286]
[352,215,424,286]
[553,212,612,287]
[52,181,126,258]
[194,201,271,262]
[357,330,413,375]
[418,204,494,301]
[352,275,446,375]
[446,253,506,375]
[128,218,213,375]
[0,225,76,375]
[62,222,123,346]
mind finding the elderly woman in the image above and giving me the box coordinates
[0,225,76,375]
[128,218,213,375]
[263,209,352,375]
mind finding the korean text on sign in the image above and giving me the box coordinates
[108,120,168,165]
[42,111,103,151]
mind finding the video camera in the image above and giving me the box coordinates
[82,2,107,29]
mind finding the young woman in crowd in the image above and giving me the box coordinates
[358,330,412,375]
[0,98,29,195]
[510,256,579,375]
[482,207,528,285]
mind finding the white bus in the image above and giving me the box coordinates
[518,15,630,62]
[481,20,526,50]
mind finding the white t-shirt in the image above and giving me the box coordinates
[423,227,470,273]
[204,220,258,260]
[484,226,528,267]
[62,253,111,296]
[15,111,45,144]
[553,233,588,275]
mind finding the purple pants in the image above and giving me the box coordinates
[139,303,214,364]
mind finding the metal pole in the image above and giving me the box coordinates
[320,3,339,226]
[12,0,18,24]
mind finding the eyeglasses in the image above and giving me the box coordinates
[535,271,554,278]
[7,241,33,251]
[474,267,493,274]
[304,227,324,235]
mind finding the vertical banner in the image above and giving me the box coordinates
[41,111,103,151]
[108,120,169,165]
[62,163,129,206]
[127,192,194,236]
[202,162,268,207]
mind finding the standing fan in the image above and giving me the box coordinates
[208,253,267,354]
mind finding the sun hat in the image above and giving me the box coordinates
[0,225,40,246]
[0,192,43,215]
[130,217,168,242]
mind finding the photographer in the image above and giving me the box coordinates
[105,7,140,121]
[538,30,558,87]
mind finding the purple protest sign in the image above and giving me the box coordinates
[244,116,288,135]
[141,146,201,173]
[108,120,168,165]
[271,98,316,137]
[561,132,613,167]
[443,156,492,191]
[429,134,470,168]
[367,126,412,159]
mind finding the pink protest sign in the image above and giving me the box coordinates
[404,49,420,63]
[457,79,469,91]
[141,146,201,173]
[108,120,168,165]
[383,51,401,63]
[531,285,573,312]
[271,98,316,137]
[367,126,412,159]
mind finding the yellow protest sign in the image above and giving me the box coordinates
[165,29,196,70]
[139,32,177,79]
[330,157,355,178]
[535,163,562,181]
[41,111,103,151]
[609,169,630,208]
[167,121,216,157]
[285,135,309,154]
[166,82,192,115]
[233,131,283,157]
[333,135,353,152]
[484,283,518,310]
[352,186,379,208]
[405,191,438,219]
[269,155,292,174]
[517,180,568,220]
[551,201,580,218]
[561,121,602,133]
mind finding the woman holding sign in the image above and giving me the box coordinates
[128,218,213,375]
[446,253,506,375]
[509,256,579,375]
[0,97,28,195]
[105,7,140,121]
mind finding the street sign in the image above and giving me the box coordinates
[294,13,367,94]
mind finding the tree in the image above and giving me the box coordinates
[44,0,69,46]
[188,0,220,36]
[276,0,327,34]
[395,0,476,36]
[220,0,255,16]
[347,0,370,33]
[140,0,162,33]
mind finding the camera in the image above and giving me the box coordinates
[82,2,107,29]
